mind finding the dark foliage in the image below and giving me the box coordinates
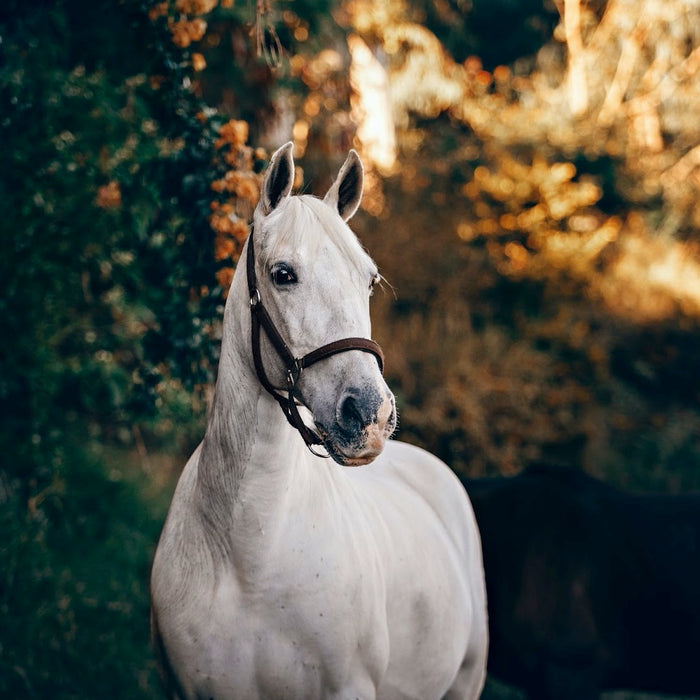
[0,1,231,695]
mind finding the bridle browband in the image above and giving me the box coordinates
[245,224,385,451]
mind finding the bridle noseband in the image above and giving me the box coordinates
[245,225,385,451]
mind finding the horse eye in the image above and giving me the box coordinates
[369,273,381,296]
[270,263,297,286]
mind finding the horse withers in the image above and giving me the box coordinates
[465,465,700,700]
[150,143,488,699]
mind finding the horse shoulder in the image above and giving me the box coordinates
[150,446,223,669]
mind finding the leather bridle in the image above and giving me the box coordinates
[245,226,385,451]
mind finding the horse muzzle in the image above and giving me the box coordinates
[317,385,397,466]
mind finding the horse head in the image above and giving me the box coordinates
[247,142,396,466]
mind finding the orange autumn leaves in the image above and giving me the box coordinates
[210,119,265,292]
[95,181,122,210]
[149,0,232,62]
[147,2,263,295]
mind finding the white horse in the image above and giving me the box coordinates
[150,143,488,700]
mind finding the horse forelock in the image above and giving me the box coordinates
[258,195,374,281]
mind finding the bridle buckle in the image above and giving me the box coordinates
[286,359,302,389]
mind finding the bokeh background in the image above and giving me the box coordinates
[2,0,699,697]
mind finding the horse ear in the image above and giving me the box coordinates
[324,149,364,221]
[258,142,295,216]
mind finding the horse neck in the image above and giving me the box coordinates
[195,260,310,550]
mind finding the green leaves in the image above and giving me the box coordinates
[0,2,231,695]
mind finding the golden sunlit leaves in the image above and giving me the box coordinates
[292,119,309,153]
[340,0,700,326]
[148,0,222,50]
[175,0,218,13]
[168,17,207,47]
[297,49,345,90]
[148,2,169,21]
[214,119,249,150]
[210,169,259,200]
[460,150,612,279]
[214,267,234,290]
[602,232,700,323]
[208,118,265,293]
[383,23,465,122]
[191,52,206,71]
[211,203,249,254]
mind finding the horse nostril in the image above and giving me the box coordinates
[338,391,365,434]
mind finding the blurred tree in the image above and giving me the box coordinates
[324,0,700,490]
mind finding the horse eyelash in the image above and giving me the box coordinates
[370,272,390,297]
[375,274,397,300]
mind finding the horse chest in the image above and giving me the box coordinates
[163,549,389,700]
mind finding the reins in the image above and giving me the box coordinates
[245,224,385,451]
